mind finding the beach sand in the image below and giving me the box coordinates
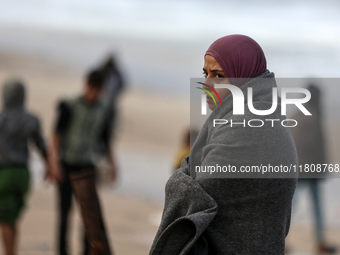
[19,186,162,255]
[1,42,340,255]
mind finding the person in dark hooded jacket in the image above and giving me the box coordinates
[0,79,48,255]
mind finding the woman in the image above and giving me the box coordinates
[150,35,298,255]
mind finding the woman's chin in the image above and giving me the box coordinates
[208,103,216,111]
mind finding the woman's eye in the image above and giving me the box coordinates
[216,74,224,78]
[203,72,207,78]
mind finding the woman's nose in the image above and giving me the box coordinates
[203,78,214,90]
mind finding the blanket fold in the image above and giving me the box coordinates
[150,157,218,255]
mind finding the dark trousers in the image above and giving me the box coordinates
[57,163,94,255]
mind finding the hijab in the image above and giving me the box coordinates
[205,34,267,86]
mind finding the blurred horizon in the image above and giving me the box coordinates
[0,0,340,97]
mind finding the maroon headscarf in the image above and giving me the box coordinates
[205,34,267,86]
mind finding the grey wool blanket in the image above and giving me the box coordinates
[150,71,298,255]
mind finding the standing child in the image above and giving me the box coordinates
[0,80,48,255]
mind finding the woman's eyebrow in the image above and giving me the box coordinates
[203,68,224,73]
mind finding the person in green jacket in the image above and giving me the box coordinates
[48,69,117,255]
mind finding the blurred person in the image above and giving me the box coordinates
[173,129,198,170]
[290,84,337,254]
[0,80,48,255]
[99,54,125,137]
[99,54,125,105]
[149,35,297,255]
[48,70,117,255]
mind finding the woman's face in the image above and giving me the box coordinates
[203,54,230,110]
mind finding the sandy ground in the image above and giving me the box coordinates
[18,186,162,255]
[1,46,340,255]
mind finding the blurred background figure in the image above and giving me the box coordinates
[99,54,125,135]
[99,54,125,106]
[173,128,198,171]
[290,84,337,254]
[48,70,117,255]
[0,80,48,255]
